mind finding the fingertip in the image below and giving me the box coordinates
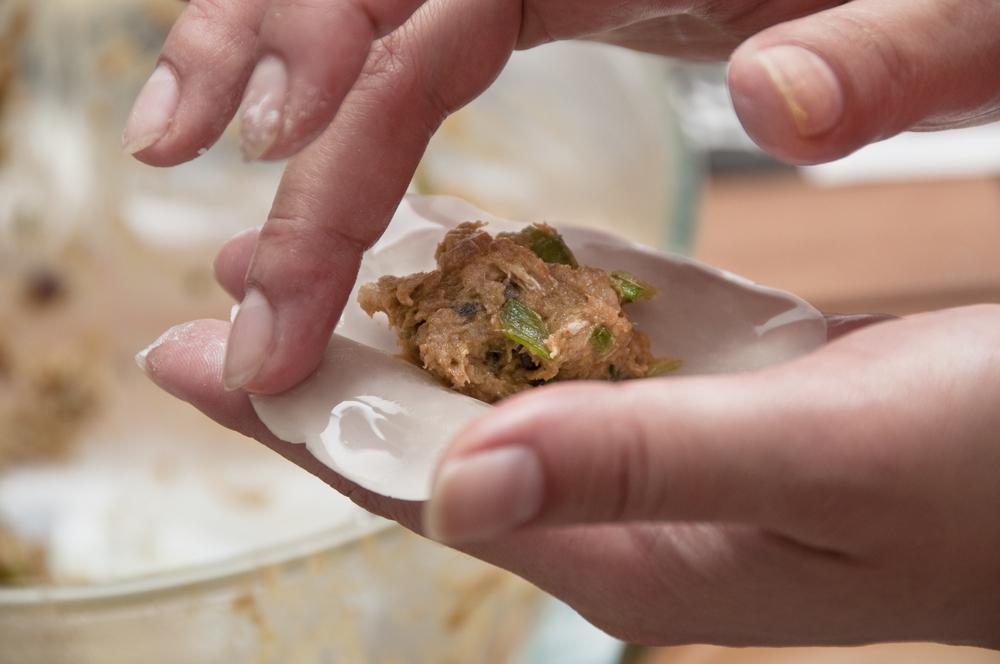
[139,320,228,390]
[138,319,272,439]
[728,42,851,165]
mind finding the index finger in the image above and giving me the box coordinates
[223,0,521,393]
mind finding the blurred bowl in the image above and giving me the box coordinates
[416,41,703,253]
[0,1,542,660]
[0,521,539,664]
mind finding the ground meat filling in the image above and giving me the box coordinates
[358,222,655,403]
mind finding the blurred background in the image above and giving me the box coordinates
[0,0,998,662]
[673,62,1000,319]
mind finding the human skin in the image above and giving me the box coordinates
[137,233,1000,648]
[123,0,1000,395]
[131,0,1000,646]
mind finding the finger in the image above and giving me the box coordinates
[224,0,521,393]
[123,0,268,163]
[424,317,926,545]
[727,0,1000,164]
[213,227,260,301]
[239,0,426,160]
[424,379,813,544]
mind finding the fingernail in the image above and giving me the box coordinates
[754,45,843,138]
[223,288,274,390]
[424,446,544,544]
[122,64,179,154]
[239,56,288,161]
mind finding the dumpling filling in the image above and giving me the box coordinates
[359,222,663,403]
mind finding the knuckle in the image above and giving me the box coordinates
[261,214,369,259]
[839,14,909,83]
[360,35,411,85]
[268,182,379,253]
[251,217,347,295]
[357,35,450,134]
[257,215,307,254]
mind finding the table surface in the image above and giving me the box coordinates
[642,173,1000,664]
[693,174,1000,315]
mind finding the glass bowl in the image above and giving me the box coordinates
[0,2,701,661]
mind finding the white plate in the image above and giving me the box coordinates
[251,196,827,501]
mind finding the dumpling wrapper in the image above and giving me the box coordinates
[251,195,828,501]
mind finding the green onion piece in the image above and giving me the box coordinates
[611,271,656,303]
[520,224,578,267]
[590,325,614,354]
[500,299,551,360]
[647,357,683,377]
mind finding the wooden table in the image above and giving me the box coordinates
[693,174,1000,315]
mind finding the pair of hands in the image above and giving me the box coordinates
[145,238,1000,648]
[132,0,1000,648]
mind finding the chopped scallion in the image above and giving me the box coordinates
[500,299,551,360]
[520,224,578,267]
[590,325,614,354]
[647,357,682,377]
[611,271,656,303]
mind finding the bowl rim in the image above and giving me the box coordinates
[0,517,395,609]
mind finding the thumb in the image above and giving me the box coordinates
[423,370,860,546]
[727,0,1000,165]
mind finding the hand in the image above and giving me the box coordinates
[124,0,1000,395]
[139,232,1000,648]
